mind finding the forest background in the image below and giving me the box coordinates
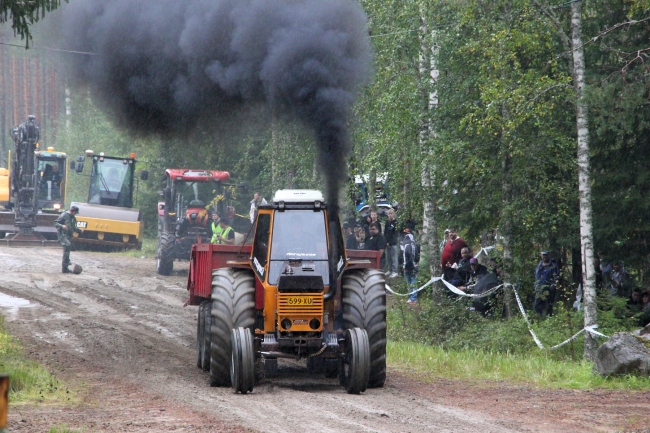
[0,0,649,358]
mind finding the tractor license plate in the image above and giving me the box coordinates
[286,296,314,306]
[76,221,87,229]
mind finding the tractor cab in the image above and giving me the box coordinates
[253,190,345,335]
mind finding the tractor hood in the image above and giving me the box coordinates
[71,202,140,222]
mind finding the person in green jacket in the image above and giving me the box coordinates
[54,205,84,273]
[211,210,235,245]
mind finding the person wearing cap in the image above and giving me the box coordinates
[343,222,358,250]
[54,205,84,274]
[403,227,419,304]
[458,257,489,291]
[534,250,560,317]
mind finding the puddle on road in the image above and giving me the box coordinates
[0,292,34,318]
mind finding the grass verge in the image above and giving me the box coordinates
[388,340,650,390]
[0,316,74,404]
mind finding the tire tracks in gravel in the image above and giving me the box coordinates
[1,248,533,433]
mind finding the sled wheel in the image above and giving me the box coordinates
[201,301,212,371]
[230,327,255,394]
[340,328,370,394]
[196,301,206,369]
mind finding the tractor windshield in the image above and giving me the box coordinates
[267,210,329,285]
[88,157,134,207]
[174,180,219,212]
[270,210,328,261]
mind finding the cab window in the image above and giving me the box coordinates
[252,213,271,281]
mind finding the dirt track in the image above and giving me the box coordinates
[1,247,649,432]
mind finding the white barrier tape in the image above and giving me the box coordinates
[385,277,440,297]
[439,278,506,299]
[474,246,495,260]
[400,275,611,350]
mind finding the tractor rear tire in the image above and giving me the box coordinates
[340,328,370,394]
[209,268,255,387]
[156,231,175,276]
[230,327,255,394]
[342,269,387,388]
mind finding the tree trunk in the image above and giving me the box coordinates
[570,1,598,360]
[501,149,515,318]
[419,12,440,278]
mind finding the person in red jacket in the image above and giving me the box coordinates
[441,228,469,280]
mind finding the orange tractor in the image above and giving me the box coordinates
[187,189,386,394]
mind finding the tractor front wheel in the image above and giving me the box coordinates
[342,269,387,388]
[340,328,370,394]
[209,268,255,387]
[230,327,255,394]
[156,231,174,275]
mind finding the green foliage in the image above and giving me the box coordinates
[585,0,650,277]
[0,0,64,47]
[0,315,74,403]
[429,0,580,275]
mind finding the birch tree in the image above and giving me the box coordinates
[419,8,441,278]
[569,1,598,360]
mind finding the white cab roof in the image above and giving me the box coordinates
[272,189,324,203]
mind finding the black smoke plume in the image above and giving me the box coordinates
[62,0,372,207]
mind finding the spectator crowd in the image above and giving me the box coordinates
[347,206,650,326]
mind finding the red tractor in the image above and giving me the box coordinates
[156,169,233,275]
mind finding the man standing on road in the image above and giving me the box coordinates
[384,208,399,278]
[54,205,84,274]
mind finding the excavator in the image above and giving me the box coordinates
[0,115,65,246]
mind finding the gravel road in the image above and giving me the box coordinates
[1,247,647,432]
